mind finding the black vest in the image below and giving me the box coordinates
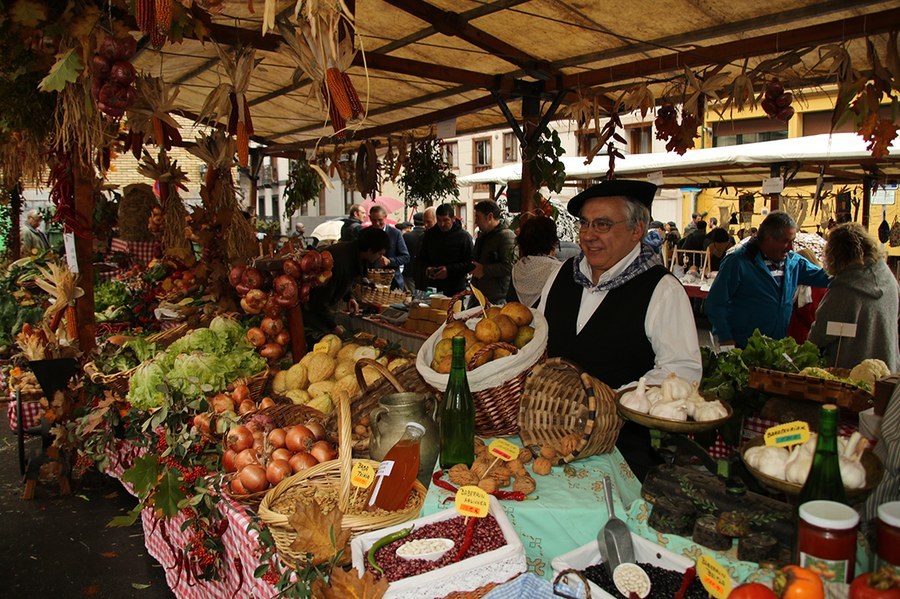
[545,258,669,389]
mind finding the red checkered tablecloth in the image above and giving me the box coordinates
[110,238,160,267]
[6,399,43,432]
[106,441,276,598]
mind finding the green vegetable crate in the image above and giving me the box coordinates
[747,367,872,412]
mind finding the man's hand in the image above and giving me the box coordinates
[348,298,360,315]
[432,266,448,280]
[471,262,484,279]
[378,255,391,267]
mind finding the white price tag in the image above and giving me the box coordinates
[871,185,898,206]
[826,321,857,338]
[63,233,78,273]
[762,177,784,194]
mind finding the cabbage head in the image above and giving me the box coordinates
[127,361,167,411]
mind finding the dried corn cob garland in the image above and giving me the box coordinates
[34,263,81,344]
[125,76,183,156]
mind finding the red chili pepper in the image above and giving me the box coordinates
[454,516,478,562]
[432,470,529,502]
[230,556,244,599]
[674,566,696,599]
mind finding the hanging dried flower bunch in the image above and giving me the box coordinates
[136,149,193,263]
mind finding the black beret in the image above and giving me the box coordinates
[567,180,658,216]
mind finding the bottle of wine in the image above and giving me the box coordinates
[439,336,475,469]
[799,404,847,505]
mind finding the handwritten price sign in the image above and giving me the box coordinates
[350,462,376,489]
[764,421,811,447]
[697,554,732,599]
[488,439,520,462]
[454,486,489,518]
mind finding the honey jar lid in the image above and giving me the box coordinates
[799,500,859,530]
[877,501,900,527]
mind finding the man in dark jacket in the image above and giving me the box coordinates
[303,226,389,335]
[368,206,409,289]
[472,200,515,304]
[418,204,474,296]
[679,219,708,268]
[403,212,427,293]
[340,204,364,241]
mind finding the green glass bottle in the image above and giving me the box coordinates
[799,404,847,505]
[439,336,475,469]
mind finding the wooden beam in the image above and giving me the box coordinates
[381,0,558,80]
[73,161,96,354]
[554,9,900,91]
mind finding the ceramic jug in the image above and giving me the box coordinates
[368,392,439,488]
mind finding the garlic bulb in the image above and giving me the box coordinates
[684,382,706,418]
[744,445,789,474]
[839,457,866,489]
[645,386,664,406]
[660,373,693,401]
[620,377,651,413]
[694,400,729,422]
[649,399,688,421]
[785,445,812,484]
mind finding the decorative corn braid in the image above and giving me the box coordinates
[66,305,78,344]
[322,83,346,136]
[325,67,352,120]
[153,116,165,150]
[155,0,172,34]
[236,120,249,167]
[341,71,363,118]
[136,0,155,34]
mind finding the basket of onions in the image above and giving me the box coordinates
[258,389,426,560]
[221,403,335,507]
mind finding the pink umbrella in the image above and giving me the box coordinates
[363,195,404,214]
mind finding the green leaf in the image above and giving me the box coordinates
[38,49,84,93]
[155,470,187,517]
[11,0,47,27]
[108,505,142,528]
[131,583,151,590]
[121,455,161,497]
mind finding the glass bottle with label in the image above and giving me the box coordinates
[799,404,847,505]
[796,500,859,583]
[439,336,475,469]
[366,422,424,512]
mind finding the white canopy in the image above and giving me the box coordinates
[458,133,900,189]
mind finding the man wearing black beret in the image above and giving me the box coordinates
[538,180,702,480]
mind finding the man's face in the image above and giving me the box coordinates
[423,211,436,229]
[759,228,796,262]
[578,197,643,280]
[474,210,494,233]
[369,211,386,229]
[436,213,453,232]
[296,224,304,234]
[353,208,363,220]
[28,214,41,228]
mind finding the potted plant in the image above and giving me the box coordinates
[282,155,324,217]
[398,139,459,207]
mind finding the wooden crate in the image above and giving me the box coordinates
[747,367,873,412]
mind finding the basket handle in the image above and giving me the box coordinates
[354,358,406,395]
[466,342,518,370]
[444,290,491,324]
[336,386,353,513]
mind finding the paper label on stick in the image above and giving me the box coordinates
[63,233,78,273]
[697,554,732,599]
[826,321,857,338]
[762,177,784,194]
[764,421,811,447]
[488,439,519,462]
[350,462,376,488]
[455,486,489,518]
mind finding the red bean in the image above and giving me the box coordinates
[366,515,507,581]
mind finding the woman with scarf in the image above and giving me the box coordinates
[538,180,702,480]
[511,215,560,307]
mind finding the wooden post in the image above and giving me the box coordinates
[9,182,22,261]
[767,164,781,211]
[518,94,540,214]
[286,304,307,363]
[862,176,872,228]
[73,161,96,354]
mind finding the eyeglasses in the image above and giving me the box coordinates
[578,218,626,233]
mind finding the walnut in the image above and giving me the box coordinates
[517,447,533,464]
[470,460,489,478]
[474,443,489,457]
[540,445,557,460]
[532,457,552,476]
[477,477,498,493]
[513,475,536,495]
[507,460,526,476]
[489,470,511,488]
[474,437,486,449]
[558,433,580,456]
[448,464,479,487]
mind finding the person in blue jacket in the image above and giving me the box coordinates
[704,211,830,348]
[368,205,410,290]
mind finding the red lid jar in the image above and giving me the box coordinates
[796,500,859,583]
[876,501,900,577]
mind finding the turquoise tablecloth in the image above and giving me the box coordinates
[421,439,642,580]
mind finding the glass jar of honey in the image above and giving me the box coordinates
[876,501,900,577]
[796,500,859,583]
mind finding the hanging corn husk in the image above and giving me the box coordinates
[34,263,81,344]
[137,149,193,262]
[125,75,182,157]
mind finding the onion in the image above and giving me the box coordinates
[260,343,285,360]
[282,258,302,278]
[229,265,247,287]
[263,296,283,318]
[301,250,322,273]
[266,460,293,485]
[286,425,314,452]
[268,428,287,449]
[310,440,337,463]
[232,384,251,404]
[320,251,334,271]
[252,430,265,453]
[245,288,269,310]
[271,448,292,462]
[261,317,284,337]
[109,61,136,86]
[289,452,319,472]
[227,426,254,452]
[241,267,265,289]
[235,283,251,297]
[238,399,257,416]
[305,421,326,441]
[240,464,269,494]
[298,283,312,304]
[222,449,237,473]
[240,297,260,315]
[211,393,235,414]
[260,396,276,409]
[234,448,259,471]
[230,476,247,495]
[246,327,266,347]
[275,330,291,346]
[193,413,211,435]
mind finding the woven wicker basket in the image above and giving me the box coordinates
[747,367,873,412]
[146,322,190,348]
[443,290,544,437]
[367,269,395,286]
[257,389,426,560]
[83,361,137,397]
[353,283,411,307]
[518,358,623,465]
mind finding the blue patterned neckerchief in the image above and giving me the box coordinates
[572,242,662,292]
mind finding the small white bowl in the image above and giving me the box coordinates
[613,562,651,598]
[396,538,455,561]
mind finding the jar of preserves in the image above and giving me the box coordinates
[796,500,859,583]
[876,501,900,577]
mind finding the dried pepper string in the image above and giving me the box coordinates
[431,470,531,502]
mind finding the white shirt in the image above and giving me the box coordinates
[538,245,703,389]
